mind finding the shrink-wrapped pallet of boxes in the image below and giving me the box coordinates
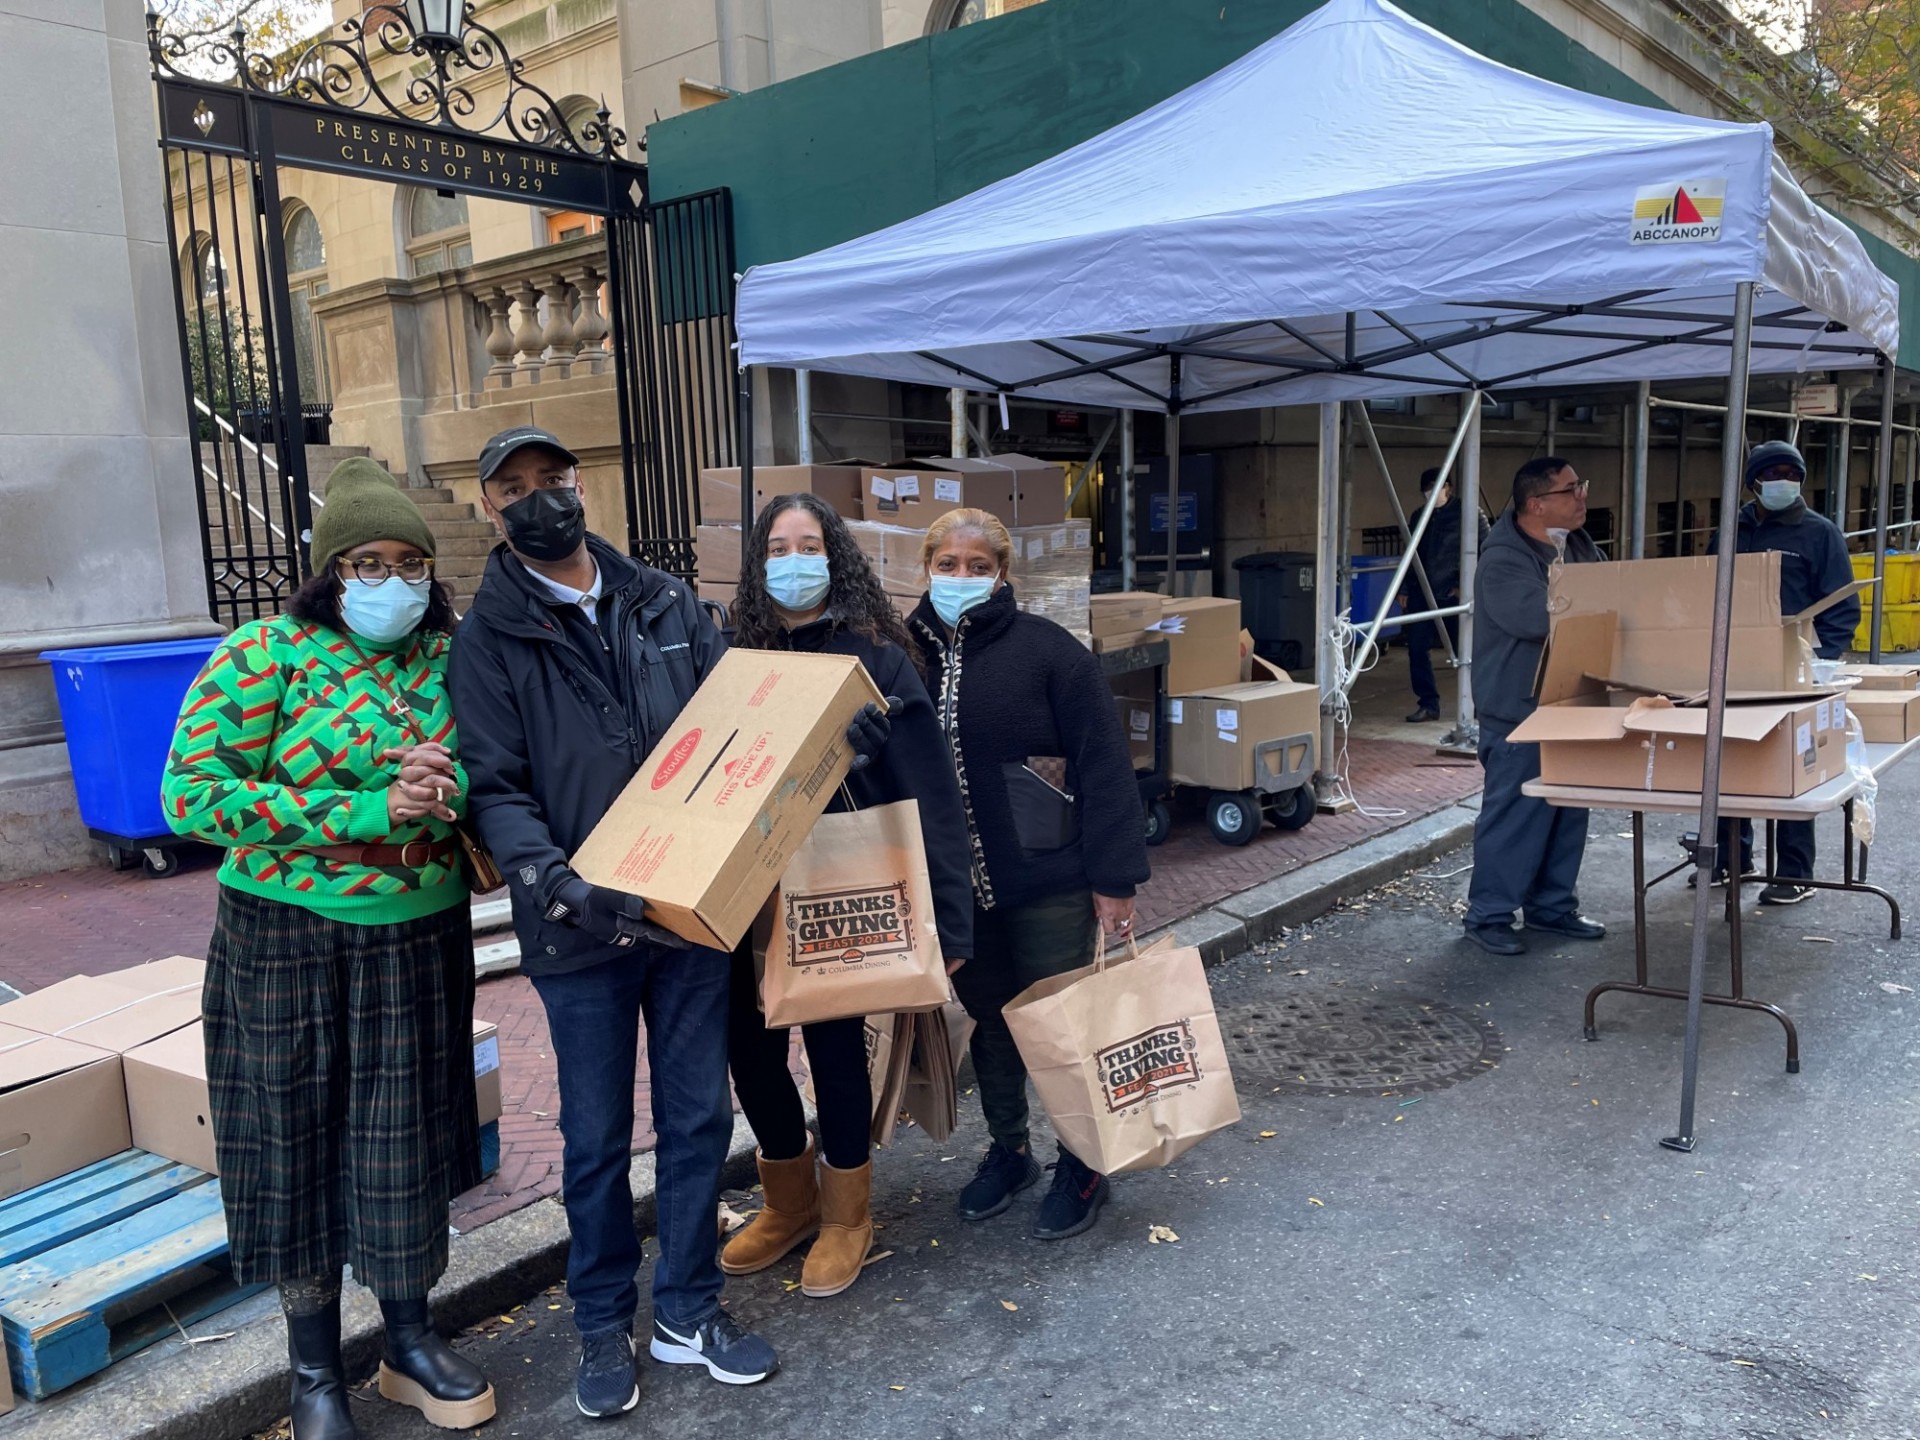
[1009,519,1093,644]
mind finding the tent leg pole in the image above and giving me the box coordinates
[950,387,968,458]
[1441,393,1480,756]
[1629,380,1650,560]
[1313,402,1350,812]
[1906,404,1918,550]
[1872,355,1894,663]
[1120,410,1136,590]
[1164,412,1181,597]
[795,368,813,464]
[1665,278,1756,1156]
[738,364,757,579]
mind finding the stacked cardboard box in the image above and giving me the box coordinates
[1010,519,1093,641]
[698,464,865,524]
[1511,555,1874,796]
[1837,664,1920,742]
[846,520,928,620]
[895,454,1068,530]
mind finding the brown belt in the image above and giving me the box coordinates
[305,837,459,869]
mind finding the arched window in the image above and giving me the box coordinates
[187,235,227,305]
[283,202,330,402]
[937,0,1047,29]
[405,187,471,276]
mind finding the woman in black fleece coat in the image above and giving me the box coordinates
[718,494,973,1300]
[908,507,1149,1242]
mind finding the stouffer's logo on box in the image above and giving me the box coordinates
[1097,1020,1202,1113]
[651,729,701,790]
[784,883,914,966]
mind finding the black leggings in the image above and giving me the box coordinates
[725,944,872,1170]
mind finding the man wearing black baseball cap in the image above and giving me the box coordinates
[449,427,890,1417]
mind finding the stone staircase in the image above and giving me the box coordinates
[198,440,495,613]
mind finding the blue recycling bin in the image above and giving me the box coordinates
[1346,556,1405,638]
[40,635,224,854]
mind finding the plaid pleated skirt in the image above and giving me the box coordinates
[203,886,481,1298]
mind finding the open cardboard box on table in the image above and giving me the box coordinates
[1511,556,1866,796]
[572,650,883,950]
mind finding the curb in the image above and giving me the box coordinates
[8,801,1477,1440]
[7,1117,763,1440]
[1141,799,1480,965]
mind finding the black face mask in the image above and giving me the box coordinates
[500,487,586,563]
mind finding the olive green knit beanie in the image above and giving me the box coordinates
[309,458,437,570]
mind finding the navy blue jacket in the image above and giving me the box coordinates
[448,536,725,975]
[752,615,974,960]
[908,584,1149,911]
[1709,500,1859,659]
[1472,510,1604,726]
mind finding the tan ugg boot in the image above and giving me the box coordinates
[801,1159,873,1298]
[721,1142,820,1276]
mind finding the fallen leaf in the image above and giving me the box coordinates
[929,1238,940,1247]
[1393,1114,1404,1122]
[1147,1224,1180,1244]
[1258,1130,1277,1139]
[1289,968,1309,977]
[1729,1359,1756,1367]
[1859,1273,1878,1281]
[1000,1300,1019,1311]
[890,1384,907,1391]
[1307,1197,1325,1207]
[717,1203,751,1235]
[781,1279,801,1292]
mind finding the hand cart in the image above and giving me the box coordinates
[1098,639,1176,846]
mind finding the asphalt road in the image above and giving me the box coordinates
[338,775,1920,1440]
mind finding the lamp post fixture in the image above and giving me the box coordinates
[404,0,463,51]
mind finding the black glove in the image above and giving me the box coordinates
[847,697,900,772]
[549,875,690,951]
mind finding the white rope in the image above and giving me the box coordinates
[1324,609,1409,820]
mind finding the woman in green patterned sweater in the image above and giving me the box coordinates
[163,459,493,1440]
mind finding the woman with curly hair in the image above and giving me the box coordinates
[720,493,973,1298]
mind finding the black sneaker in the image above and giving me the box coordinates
[649,1310,777,1385]
[1405,706,1440,723]
[1759,882,1814,906]
[1687,866,1758,890]
[956,1142,1041,1221]
[1033,1149,1109,1240]
[575,1326,639,1418]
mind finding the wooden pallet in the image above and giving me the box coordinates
[0,1150,265,1400]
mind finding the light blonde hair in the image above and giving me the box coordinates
[921,507,1013,575]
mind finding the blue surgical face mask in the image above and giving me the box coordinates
[1757,478,1802,512]
[929,574,998,628]
[765,552,831,613]
[341,575,432,643]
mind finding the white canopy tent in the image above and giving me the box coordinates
[729,0,1901,1147]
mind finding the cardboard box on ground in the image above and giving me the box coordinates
[572,649,884,950]
[1512,555,1874,797]
[120,1018,505,1179]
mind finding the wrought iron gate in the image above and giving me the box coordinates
[150,6,734,626]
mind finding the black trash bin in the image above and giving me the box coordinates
[1234,551,1318,673]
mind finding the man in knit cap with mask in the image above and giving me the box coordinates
[1706,440,1860,904]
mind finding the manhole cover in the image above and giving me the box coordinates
[1216,992,1499,1096]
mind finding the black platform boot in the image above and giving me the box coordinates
[284,1293,361,1440]
[376,1297,496,1430]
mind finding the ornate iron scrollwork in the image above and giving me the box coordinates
[148,2,629,157]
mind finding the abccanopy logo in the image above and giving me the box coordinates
[1630,179,1726,244]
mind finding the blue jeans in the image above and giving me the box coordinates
[531,945,733,1337]
[1466,718,1591,928]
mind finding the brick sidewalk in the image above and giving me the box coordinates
[0,736,1480,1231]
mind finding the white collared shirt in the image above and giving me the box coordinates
[524,562,603,625]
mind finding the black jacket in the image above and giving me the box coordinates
[753,616,974,960]
[908,585,1149,911]
[1709,500,1859,659]
[1472,509,1605,726]
[1399,499,1488,606]
[448,536,726,975]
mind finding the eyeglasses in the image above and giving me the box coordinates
[337,556,435,583]
[1535,480,1589,500]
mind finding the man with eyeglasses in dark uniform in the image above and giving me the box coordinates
[1463,456,1608,957]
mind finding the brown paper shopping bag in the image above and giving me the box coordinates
[1003,932,1241,1174]
[902,1003,973,1144]
[869,1013,914,1147]
[756,798,949,1028]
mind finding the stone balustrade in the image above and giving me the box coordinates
[465,233,613,390]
